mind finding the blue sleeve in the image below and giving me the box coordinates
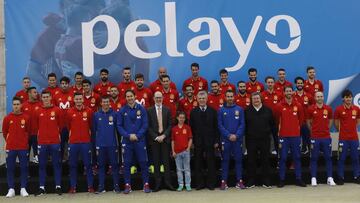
[92,113,98,137]
[116,109,130,138]
[217,108,230,139]
[235,107,245,138]
[136,107,148,139]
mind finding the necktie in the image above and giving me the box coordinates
[157,107,163,133]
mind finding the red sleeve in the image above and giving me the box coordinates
[274,104,281,125]
[203,79,209,91]
[187,125,192,138]
[2,116,9,139]
[25,115,31,139]
[88,109,93,128]
[57,108,65,130]
[334,107,340,119]
[66,111,71,130]
[328,107,333,119]
[298,104,305,125]
[306,107,313,120]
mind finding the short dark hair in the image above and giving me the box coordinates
[135,73,144,80]
[237,80,246,86]
[191,63,199,69]
[210,80,219,85]
[248,68,257,74]
[12,96,22,103]
[125,89,135,96]
[225,89,234,95]
[184,84,194,90]
[294,76,304,84]
[219,69,228,75]
[75,72,83,77]
[123,67,131,71]
[100,68,109,74]
[341,89,353,98]
[41,90,51,96]
[306,66,315,73]
[74,92,83,97]
[277,68,286,72]
[23,76,30,81]
[101,95,110,101]
[47,73,57,79]
[60,76,70,83]
[283,85,293,92]
[265,76,275,83]
[82,79,92,85]
[27,86,37,92]
[176,111,186,117]
[161,74,170,81]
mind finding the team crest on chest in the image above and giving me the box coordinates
[91,98,96,103]
[170,94,174,100]
[182,128,187,134]
[352,110,357,119]
[323,109,328,118]
[68,96,72,101]
[199,81,203,87]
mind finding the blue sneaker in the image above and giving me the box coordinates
[123,184,132,194]
[114,184,121,193]
[143,183,152,193]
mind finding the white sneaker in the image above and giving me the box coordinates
[271,150,277,155]
[6,188,15,198]
[32,155,39,164]
[327,177,336,186]
[244,150,247,155]
[20,188,29,197]
[311,177,317,186]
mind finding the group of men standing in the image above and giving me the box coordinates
[2,63,360,197]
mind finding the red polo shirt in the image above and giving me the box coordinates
[207,93,225,111]
[83,92,100,113]
[134,87,153,109]
[246,81,264,94]
[93,81,114,97]
[235,93,251,109]
[66,106,93,144]
[110,97,126,112]
[117,80,136,97]
[274,80,293,95]
[219,82,236,95]
[44,86,61,97]
[262,90,282,112]
[307,104,332,139]
[22,100,42,135]
[334,105,360,141]
[304,79,324,97]
[179,97,198,120]
[275,100,304,137]
[171,124,192,153]
[182,77,208,95]
[149,79,177,93]
[71,85,83,94]
[53,90,74,110]
[2,112,30,150]
[162,88,179,119]
[15,89,29,102]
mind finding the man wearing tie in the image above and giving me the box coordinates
[147,91,175,191]
[190,90,220,190]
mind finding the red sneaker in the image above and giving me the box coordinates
[220,180,228,190]
[88,187,95,193]
[68,188,76,194]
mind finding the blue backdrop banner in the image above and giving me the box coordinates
[4,0,360,112]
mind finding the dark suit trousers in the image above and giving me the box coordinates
[194,145,216,188]
[151,141,171,183]
[246,137,271,183]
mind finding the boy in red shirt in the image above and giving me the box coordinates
[172,111,193,191]
[2,97,30,198]
[334,89,360,185]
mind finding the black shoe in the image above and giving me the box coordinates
[296,179,307,187]
[153,184,161,192]
[35,188,45,196]
[207,186,215,190]
[55,187,62,195]
[165,182,175,191]
[196,183,205,190]
[246,179,255,189]
[355,177,360,184]
[337,178,344,185]
[262,180,272,189]
[277,180,285,188]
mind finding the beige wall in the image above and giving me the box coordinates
[0,0,5,165]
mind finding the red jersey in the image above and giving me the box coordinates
[182,77,208,95]
[179,97,198,120]
[294,90,314,121]
[93,81,114,97]
[117,81,136,97]
[171,124,192,153]
[235,93,251,109]
[334,105,360,141]
[110,97,126,112]
[307,104,332,139]
[44,86,61,97]
[162,88,179,119]
[35,106,63,145]
[53,90,74,110]
[246,81,264,94]
[71,85,83,94]
[15,89,29,102]
[219,82,236,94]
[22,100,42,135]
[149,79,177,93]
[66,106,93,144]
[207,93,225,111]
[2,113,30,150]
[134,87,153,109]
[262,90,282,112]
[83,92,100,113]
[304,79,324,97]
[274,80,293,95]
[275,100,304,137]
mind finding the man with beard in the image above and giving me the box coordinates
[274,68,293,96]
[219,69,236,94]
[304,66,324,97]
[82,79,100,113]
[275,86,306,188]
[93,68,114,97]
[190,90,219,190]
[207,80,225,111]
[179,85,198,121]
[235,81,251,109]
[182,63,208,96]
[117,67,137,97]
[246,68,264,94]
[262,76,282,154]
[150,67,177,93]
[294,77,314,154]
[134,73,153,109]
[110,86,125,112]
[71,72,83,94]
